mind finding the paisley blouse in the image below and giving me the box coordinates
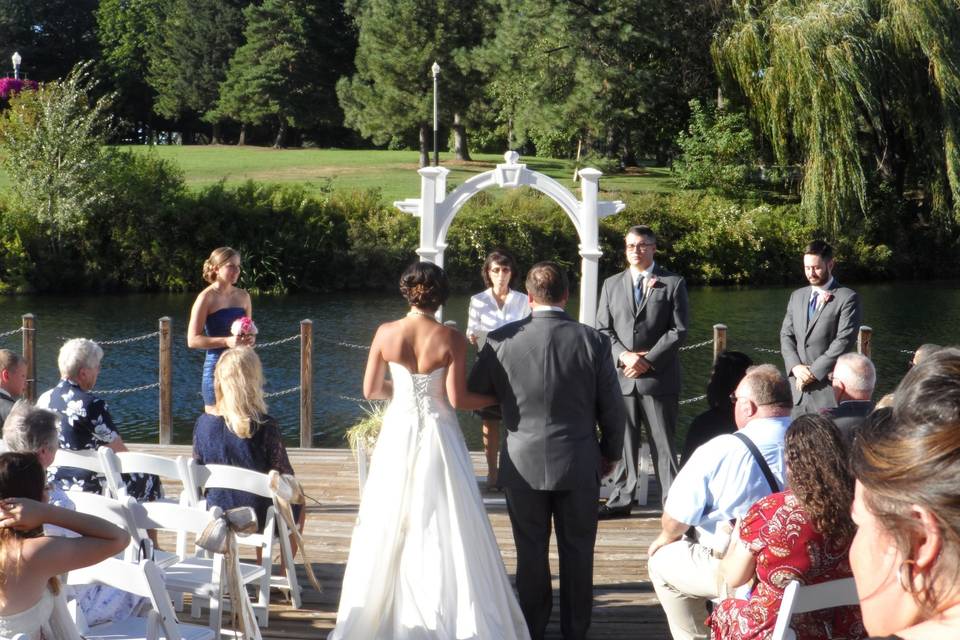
[709,490,866,640]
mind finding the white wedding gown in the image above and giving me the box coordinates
[330,363,530,640]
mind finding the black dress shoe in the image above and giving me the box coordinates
[598,504,632,519]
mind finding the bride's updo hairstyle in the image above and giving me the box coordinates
[203,247,240,284]
[400,261,449,311]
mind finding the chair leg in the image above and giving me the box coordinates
[276,522,303,609]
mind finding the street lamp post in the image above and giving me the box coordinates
[431,61,440,167]
[11,52,21,80]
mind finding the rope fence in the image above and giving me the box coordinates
[12,312,897,447]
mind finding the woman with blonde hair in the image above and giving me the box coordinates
[850,348,960,639]
[187,247,254,413]
[192,347,298,532]
[0,451,128,639]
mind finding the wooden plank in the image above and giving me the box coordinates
[130,444,668,639]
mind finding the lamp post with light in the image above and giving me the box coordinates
[431,61,440,167]
[11,52,21,80]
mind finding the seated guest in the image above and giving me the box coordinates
[3,402,143,625]
[193,347,300,532]
[0,451,129,639]
[850,348,960,639]
[910,342,941,368]
[0,350,27,426]
[37,339,162,502]
[679,351,752,467]
[823,352,876,441]
[711,414,866,640]
[648,364,792,640]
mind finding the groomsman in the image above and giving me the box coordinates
[780,240,860,416]
[596,225,688,516]
[469,262,624,640]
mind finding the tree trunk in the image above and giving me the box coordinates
[453,113,471,161]
[211,121,223,145]
[418,123,430,168]
[273,116,287,148]
[237,124,247,146]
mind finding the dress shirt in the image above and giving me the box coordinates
[664,415,790,547]
[629,262,657,289]
[467,288,530,344]
[810,276,835,302]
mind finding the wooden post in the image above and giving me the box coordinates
[300,319,313,448]
[159,317,172,445]
[21,314,35,402]
[858,325,872,359]
[713,324,727,363]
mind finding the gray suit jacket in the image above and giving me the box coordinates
[596,265,689,396]
[468,310,625,491]
[780,281,861,407]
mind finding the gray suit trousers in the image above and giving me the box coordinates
[605,391,678,508]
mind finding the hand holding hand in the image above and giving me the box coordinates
[619,351,642,370]
[791,364,816,388]
[0,497,49,531]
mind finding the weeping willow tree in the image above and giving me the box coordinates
[713,0,960,237]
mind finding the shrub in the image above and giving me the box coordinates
[673,99,756,194]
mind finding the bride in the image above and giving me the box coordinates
[330,262,530,640]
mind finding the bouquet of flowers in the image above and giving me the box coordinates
[230,316,258,337]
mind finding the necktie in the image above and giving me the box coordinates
[635,277,644,307]
[807,291,818,321]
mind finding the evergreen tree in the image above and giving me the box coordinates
[337,0,493,166]
[0,0,100,81]
[215,0,354,148]
[96,0,169,142]
[147,0,247,143]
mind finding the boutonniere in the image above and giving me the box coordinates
[645,276,659,291]
[821,291,833,304]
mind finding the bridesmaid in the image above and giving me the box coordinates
[188,247,254,413]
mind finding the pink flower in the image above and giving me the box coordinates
[821,292,833,303]
[646,276,659,290]
[230,317,258,336]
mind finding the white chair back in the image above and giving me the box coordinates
[68,557,214,640]
[53,449,107,496]
[190,462,303,611]
[66,492,145,562]
[771,577,860,640]
[99,448,197,505]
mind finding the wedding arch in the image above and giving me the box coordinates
[394,151,625,327]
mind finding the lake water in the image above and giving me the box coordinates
[1,280,956,448]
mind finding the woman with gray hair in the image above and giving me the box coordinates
[36,338,162,501]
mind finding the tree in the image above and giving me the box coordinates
[338,0,493,166]
[0,0,100,81]
[713,0,960,235]
[147,0,248,142]
[0,64,112,244]
[475,0,723,163]
[215,0,355,148]
[96,0,169,142]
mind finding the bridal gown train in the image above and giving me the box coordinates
[330,363,530,640]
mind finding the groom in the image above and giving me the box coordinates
[469,262,625,640]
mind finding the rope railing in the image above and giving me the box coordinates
[98,382,160,396]
[255,334,300,349]
[265,385,300,399]
[59,331,160,346]
[0,327,23,339]
[679,339,712,352]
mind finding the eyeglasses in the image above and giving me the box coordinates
[626,243,656,250]
[489,266,511,274]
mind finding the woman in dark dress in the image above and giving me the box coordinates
[679,351,752,467]
[192,346,299,532]
[37,338,162,501]
[187,247,254,413]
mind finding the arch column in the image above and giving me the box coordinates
[577,169,602,327]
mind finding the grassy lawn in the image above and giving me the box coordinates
[107,146,678,203]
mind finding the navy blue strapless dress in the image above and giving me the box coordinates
[202,307,246,405]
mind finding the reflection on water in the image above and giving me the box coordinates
[1,280,956,448]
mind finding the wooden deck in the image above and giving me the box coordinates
[132,444,669,639]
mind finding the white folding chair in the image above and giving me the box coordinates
[99,448,197,506]
[189,462,303,617]
[67,557,214,640]
[125,499,266,635]
[52,449,109,496]
[771,577,860,640]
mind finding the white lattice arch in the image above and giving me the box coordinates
[394,151,625,326]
